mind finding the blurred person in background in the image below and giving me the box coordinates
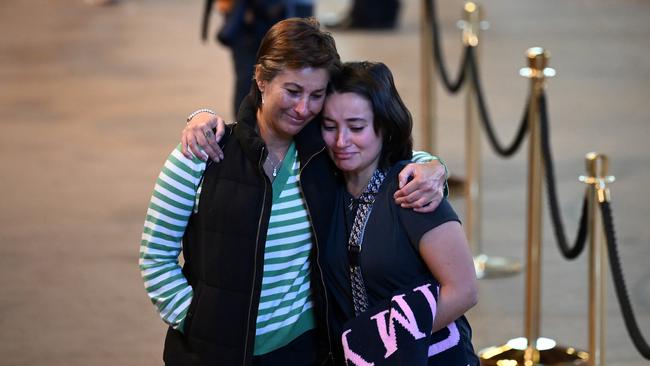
[325,0,400,30]
[201,0,314,115]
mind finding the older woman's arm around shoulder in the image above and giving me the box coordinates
[419,221,478,333]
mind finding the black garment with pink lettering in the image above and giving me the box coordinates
[321,162,478,365]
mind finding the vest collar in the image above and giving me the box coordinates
[233,95,267,165]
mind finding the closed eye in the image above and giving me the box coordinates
[348,122,368,132]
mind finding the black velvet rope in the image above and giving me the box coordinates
[538,92,589,259]
[428,0,468,93]
[467,47,529,157]
[429,0,529,157]
[600,201,650,359]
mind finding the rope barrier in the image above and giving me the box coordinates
[428,0,468,93]
[467,47,530,158]
[427,0,648,360]
[538,92,589,259]
[600,200,650,359]
[429,0,529,157]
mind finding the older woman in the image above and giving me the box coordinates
[140,18,447,365]
[320,62,479,365]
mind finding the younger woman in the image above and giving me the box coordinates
[320,62,479,365]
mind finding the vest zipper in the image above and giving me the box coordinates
[243,147,269,365]
[299,147,335,363]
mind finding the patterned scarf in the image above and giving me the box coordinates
[347,168,387,315]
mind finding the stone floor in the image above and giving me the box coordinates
[0,0,648,365]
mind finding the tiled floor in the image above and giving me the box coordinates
[0,0,648,364]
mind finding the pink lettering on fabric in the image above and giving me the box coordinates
[428,322,460,356]
[413,282,461,356]
[412,283,438,322]
[341,329,375,366]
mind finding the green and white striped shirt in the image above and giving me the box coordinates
[140,143,317,355]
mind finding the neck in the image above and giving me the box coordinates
[257,110,291,159]
[344,165,378,198]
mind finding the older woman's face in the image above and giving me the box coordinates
[322,92,382,177]
[257,67,329,139]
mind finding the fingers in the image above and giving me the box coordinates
[397,185,444,209]
[397,165,416,189]
[189,133,208,161]
[394,183,417,202]
[181,133,192,159]
[394,166,425,202]
[198,128,225,162]
[209,116,226,161]
[180,134,206,161]
[181,112,227,162]
[214,116,226,141]
[394,185,429,207]
[414,196,443,213]
[394,172,445,210]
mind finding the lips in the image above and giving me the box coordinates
[286,114,308,125]
[332,151,356,160]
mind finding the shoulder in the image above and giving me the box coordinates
[384,162,460,228]
[381,161,410,193]
[166,144,207,175]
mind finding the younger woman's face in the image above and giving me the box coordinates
[321,92,383,178]
[257,67,329,140]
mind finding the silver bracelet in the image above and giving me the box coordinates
[186,108,216,124]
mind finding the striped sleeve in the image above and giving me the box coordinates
[139,144,206,331]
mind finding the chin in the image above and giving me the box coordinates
[335,161,358,173]
[288,121,310,134]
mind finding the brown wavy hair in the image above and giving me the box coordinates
[251,17,341,108]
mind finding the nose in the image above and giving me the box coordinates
[294,96,308,117]
[336,130,348,148]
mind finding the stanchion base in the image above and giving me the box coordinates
[474,254,523,279]
[447,175,465,196]
[478,337,589,365]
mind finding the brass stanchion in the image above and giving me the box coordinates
[420,0,436,154]
[580,153,615,366]
[478,48,588,365]
[461,2,521,279]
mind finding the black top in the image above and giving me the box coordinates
[322,163,469,360]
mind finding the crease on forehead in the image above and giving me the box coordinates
[269,67,328,88]
[282,81,327,93]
